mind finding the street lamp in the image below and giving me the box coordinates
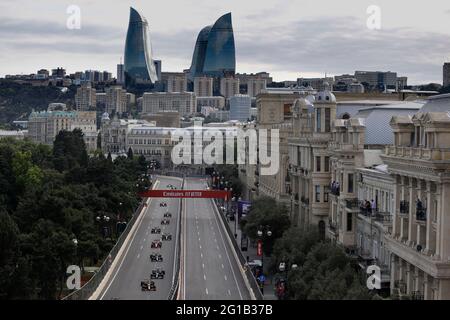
[257,225,272,295]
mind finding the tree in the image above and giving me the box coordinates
[272,227,373,300]
[241,197,291,255]
[127,147,134,159]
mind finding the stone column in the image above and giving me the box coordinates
[408,177,417,245]
[425,181,435,254]
[435,183,442,259]
[390,255,398,296]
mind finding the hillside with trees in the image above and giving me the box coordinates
[0,81,76,125]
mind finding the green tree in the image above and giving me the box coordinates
[241,197,291,255]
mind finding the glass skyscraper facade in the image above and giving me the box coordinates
[124,7,158,89]
[189,13,236,80]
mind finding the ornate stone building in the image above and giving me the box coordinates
[381,95,450,299]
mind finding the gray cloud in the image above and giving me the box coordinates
[1,14,449,84]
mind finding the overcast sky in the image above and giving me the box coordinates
[1,0,450,84]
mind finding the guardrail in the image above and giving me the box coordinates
[212,198,264,300]
[62,200,146,300]
[167,177,185,300]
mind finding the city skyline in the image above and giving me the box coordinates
[1,0,450,84]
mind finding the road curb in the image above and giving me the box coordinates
[89,180,160,300]
[210,198,257,300]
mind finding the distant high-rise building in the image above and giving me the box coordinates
[117,63,124,84]
[106,86,128,115]
[154,60,162,81]
[189,13,236,80]
[124,7,158,89]
[220,77,239,99]
[166,74,187,93]
[247,78,267,98]
[444,63,450,87]
[103,71,112,82]
[229,94,251,122]
[142,92,196,117]
[354,71,397,90]
[297,77,335,91]
[75,83,97,111]
[51,67,66,78]
[194,76,214,97]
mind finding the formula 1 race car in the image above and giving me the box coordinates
[151,240,162,249]
[141,279,156,291]
[161,219,170,225]
[150,253,163,262]
[161,233,172,241]
[151,227,161,234]
[159,202,167,207]
[163,212,172,218]
[150,268,165,280]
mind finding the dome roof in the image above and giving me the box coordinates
[292,98,314,116]
[316,90,336,104]
[101,112,110,120]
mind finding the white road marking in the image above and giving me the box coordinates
[221,264,224,269]
[200,253,203,259]
[140,245,143,250]
[137,254,140,259]
[202,263,205,269]
[206,288,209,295]
[199,244,202,250]
[203,274,206,280]
[208,198,244,300]
[143,238,146,242]
[218,254,222,259]
[98,181,160,299]
[228,290,231,296]
[224,275,228,281]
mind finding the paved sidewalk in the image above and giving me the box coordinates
[223,212,277,300]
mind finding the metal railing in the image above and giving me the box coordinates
[416,208,427,221]
[167,177,185,300]
[345,198,360,210]
[400,201,409,214]
[212,198,264,300]
[62,200,146,300]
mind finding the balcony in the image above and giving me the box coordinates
[400,201,409,215]
[411,291,424,300]
[374,212,392,224]
[300,196,309,205]
[345,198,360,210]
[394,280,407,295]
[416,207,427,222]
[385,145,432,160]
[330,185,340,196]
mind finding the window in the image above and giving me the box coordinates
[316,156,321,172]
[347,212,353,232]
[324,186,330,203]
[315,185,321,203]
[348,173,354,193]
[324,156,330,172]
[316,109,321,132]
[325,109,331,132]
